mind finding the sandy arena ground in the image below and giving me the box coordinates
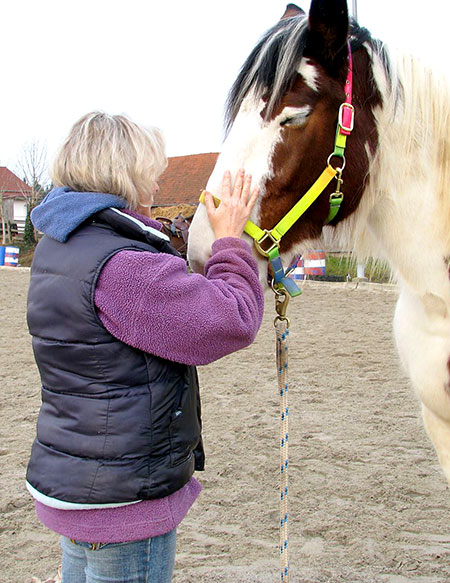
[2,267,450,583]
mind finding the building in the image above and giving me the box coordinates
[0,167,33,234]
[155,153,219,207]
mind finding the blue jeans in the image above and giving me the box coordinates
[60,529,177,583]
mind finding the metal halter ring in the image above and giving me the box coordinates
[270,278,285,296]
[326,153,346,173]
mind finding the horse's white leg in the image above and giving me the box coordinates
[422,405,450,483]
[394,286,450,483]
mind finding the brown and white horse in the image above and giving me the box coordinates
[187,0,450,484]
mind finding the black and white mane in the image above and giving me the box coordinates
[225,15,389,132]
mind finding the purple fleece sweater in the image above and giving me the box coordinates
[35,212,264,543]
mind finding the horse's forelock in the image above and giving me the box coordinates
[225,16,309,133]
[225,17,388,134]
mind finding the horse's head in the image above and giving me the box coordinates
[188,0,385,279]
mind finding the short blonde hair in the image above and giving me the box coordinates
[51,111,167,209]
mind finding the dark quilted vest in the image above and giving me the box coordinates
[26,209,204,505]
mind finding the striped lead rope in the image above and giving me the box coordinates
[276,319,290,582]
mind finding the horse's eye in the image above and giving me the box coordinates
[280,107,311,127]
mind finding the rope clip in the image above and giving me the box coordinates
[334,167,343,196]
[273,283,290,328]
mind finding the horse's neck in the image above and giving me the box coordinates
[339,53,450,301]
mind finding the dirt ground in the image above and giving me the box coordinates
[2,267,450,583]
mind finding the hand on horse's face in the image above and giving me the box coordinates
[204,169,259,240]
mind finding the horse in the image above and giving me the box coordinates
[187,0,450,486]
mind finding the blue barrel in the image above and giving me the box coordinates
[4,246,19,267]
[0,246,5,266]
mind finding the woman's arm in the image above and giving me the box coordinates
[94,237,264,365]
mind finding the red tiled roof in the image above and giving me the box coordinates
[155,153,219,206]
[0,167,32,199]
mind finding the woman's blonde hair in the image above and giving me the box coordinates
[50,111,167,209]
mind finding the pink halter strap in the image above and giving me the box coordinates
[339,42,354,136]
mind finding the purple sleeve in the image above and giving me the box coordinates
[94,238,265,365]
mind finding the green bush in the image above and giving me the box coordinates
[326,254,392,283]
[23,207,36,248]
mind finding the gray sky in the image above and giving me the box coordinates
[1,0,447,174]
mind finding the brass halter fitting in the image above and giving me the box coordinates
[254,229,280,258]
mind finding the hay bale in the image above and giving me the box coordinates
[151,204,197,220]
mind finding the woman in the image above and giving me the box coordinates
[26,111,264,583]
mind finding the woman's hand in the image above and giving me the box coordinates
[204,169,259,239]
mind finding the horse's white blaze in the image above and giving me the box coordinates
[188,92,283,277]
[297,59,320,92]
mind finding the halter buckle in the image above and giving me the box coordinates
[254,229,280,258]
[338,103,355,133]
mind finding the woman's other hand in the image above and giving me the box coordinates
[204,169,259,239]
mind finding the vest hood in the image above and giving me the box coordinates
[31,187,128,242]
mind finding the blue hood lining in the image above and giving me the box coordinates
[31,187,128,242]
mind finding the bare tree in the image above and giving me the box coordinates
[15,139,51,205]
[16,140,50,198]
[14,140,51,245]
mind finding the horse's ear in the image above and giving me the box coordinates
[305,0,349,77]
[281,4,305,20]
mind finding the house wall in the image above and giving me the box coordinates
[13,199,27,233]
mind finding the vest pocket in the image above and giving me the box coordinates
[169,410,194,466]
[168,375,201,467]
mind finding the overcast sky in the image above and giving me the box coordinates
[1,0,447,176]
